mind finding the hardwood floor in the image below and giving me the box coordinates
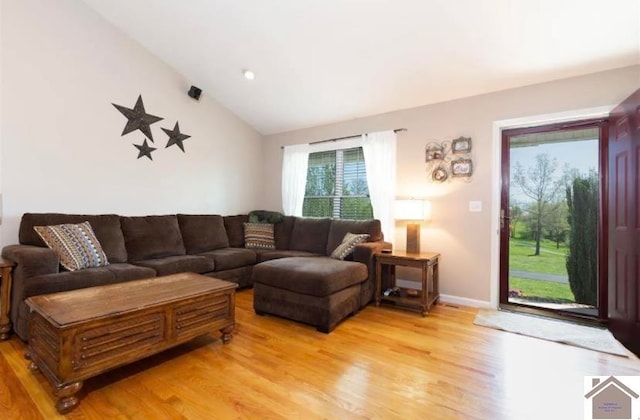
[0,289,638,419]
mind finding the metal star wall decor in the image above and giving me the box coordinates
[134,139,157,160]
[112,95,163,141]
[162,121,191,152]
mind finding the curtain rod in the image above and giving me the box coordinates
[281,128,407,149]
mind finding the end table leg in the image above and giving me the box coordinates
[55,381,82,414]
[0,322,11,340]
[375,259,382,306]
[220,325,234,344]
[0,265,13,341]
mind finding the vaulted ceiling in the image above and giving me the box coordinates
[81,0,640,135]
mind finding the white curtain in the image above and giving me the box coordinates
[362,130,397,241]
[281,143,310,216]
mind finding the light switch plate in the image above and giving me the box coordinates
[469,201,482,212]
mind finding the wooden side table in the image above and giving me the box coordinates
[375,251,440,316]
[0,257,16,340]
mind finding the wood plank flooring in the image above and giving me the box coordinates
[0,289,638,419]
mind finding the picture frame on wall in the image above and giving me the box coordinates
[425,143,444,161]
[451,136,472,154]
[451,158,473,177]
[432,166,448,182]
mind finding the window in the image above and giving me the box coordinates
[302,147,373,219]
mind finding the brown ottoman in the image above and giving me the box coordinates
[252,257,368,332]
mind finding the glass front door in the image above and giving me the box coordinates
[500,122,605,318]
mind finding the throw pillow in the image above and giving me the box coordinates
[244,223,276,250]
[34,221,110,271]
[248,210,285,224]
[330,232,370,260]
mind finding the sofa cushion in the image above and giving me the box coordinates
[198,248,256,271]
[224,215,249,247]
[178,214,230,254]
[252,257,367,297]
[121,215,186,261]
[254,249,321,263]
[34,222,110,271]
[103,263,156,281]
[19,213,128,263]
[23,267,116,297]
[274,216,296,250]
[289,218,331,254]
[253,282,361,333]
[244,223,276,250]
[330,233,370,260]
[133,255,214,276]
[326,219,382,255]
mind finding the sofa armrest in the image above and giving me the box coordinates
[352,241,392,265]
[352,241,392,306]
[2,244,60,279]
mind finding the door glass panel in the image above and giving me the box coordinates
[508,127,599,316]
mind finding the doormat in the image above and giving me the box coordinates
[473,309,631,357]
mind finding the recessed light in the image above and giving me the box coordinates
[243,69,255,80]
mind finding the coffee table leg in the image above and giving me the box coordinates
[55,381,82,414]
[26,349,83,414]
[24,350,39,372]
[220,325,234,344]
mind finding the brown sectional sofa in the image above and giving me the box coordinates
[2,213,390,340]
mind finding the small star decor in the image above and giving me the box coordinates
[112,94,193,161]
[163,122,191,152]
[134,139,157,160]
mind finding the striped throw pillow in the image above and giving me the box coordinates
[34,221,109,271]
[330,233,369,260]
[244,223,275,250]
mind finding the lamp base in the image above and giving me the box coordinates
[406,223,420,254]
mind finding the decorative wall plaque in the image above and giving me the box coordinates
[425,136,473,182]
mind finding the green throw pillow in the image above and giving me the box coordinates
[248,210,285,224]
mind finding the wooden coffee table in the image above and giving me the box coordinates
[25,272,237,414]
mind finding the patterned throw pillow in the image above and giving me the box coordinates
[34,221,109,271]
[330,232,370,260]
[244,223,276,250]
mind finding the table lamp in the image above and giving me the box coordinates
[395,199,431,254]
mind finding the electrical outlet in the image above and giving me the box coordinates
[469,201,482,212]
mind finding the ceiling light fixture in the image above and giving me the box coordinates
[243,69,255,80]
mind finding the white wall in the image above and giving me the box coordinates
[262,66,640,306]
[0,0,3,243]
[0,0,263,246]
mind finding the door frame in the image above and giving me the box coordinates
[499,119,609,320]
[490,106,614,309]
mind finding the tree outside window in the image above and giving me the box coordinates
[302,147,373,219]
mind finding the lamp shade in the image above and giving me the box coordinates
[395,199,431,221]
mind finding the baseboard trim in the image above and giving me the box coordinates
[439,294,493,309]
[394,279,493,309]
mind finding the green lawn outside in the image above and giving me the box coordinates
[508,231,575,302]
[509,277,575,302]
[509,239,568,275]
